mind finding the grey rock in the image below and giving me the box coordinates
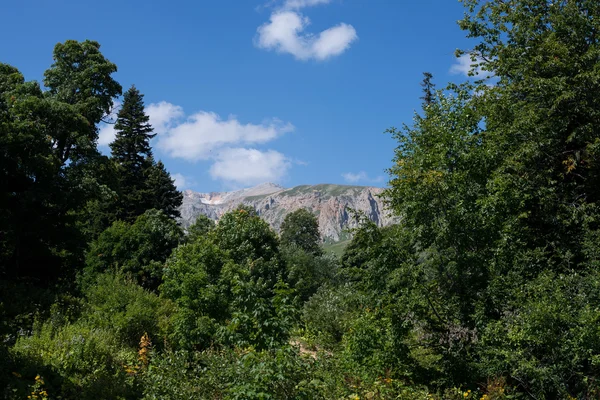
[179,183,395,242]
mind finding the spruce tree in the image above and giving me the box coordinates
[145,159,183,219]
[110,86,155,222]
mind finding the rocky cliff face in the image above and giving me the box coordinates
[179,183,395,242]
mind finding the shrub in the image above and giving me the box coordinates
[83,273,174,349]
[85,209,183,291]
[10,321,137,400]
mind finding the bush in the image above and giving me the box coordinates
[142,347,319,400]
[10,321,137,400]
[83,273,174,349]
[85,209,183,290]
[303,285,365,349]
[282,245,339,302]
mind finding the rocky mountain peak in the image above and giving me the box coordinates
[179,183,395,242]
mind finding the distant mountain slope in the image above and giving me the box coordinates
[179,183,395,242]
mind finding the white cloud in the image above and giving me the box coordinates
[98,123,116,146]
[255,5,357,61]
[156,110,294,161]
[146,101,184,134]
[97,100,183,146]
[152,104,295,186]
[98,98,295,187]
[210,148,291,186]
[172,173,190,189]
[342,171,384,184]
[283,0,331,9]
[450,53,490,77]
[97,100,121,146]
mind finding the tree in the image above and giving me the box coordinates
[109,86,182,222]
[214,205,280,269]
[163,207,293,351]
[419,72,435,106]
[0,56,119,281]
[146,159,183,220]
[110,86,155,221]
[280,208,322,256]
[44,40,122,161]
[380,0,600,395]
[185,214,215,243]
[85,209,183,291]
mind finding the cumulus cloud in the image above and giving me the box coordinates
[342,171,384,184]
[97,100,184,146]
[146,101,184,134]
[151,104,294,186]
[450,53,491,78]
[156,110,294,161]
[255,2,357,61]
[171,173,191,189]
[98,123,117,146]
[97,99,295,187]
[210,148,291,186]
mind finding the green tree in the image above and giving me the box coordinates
[163,207,293,350]
[85,209,183,290]
[214,205,280,269]
[185,214,215,243]
[0,54,120,281]
[280,208,322,256]
[110,86,155,221]
[146,159,183,219]
[380,0,600,395]
[44,40,122,160]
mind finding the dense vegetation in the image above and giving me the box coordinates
[3,0,600,398]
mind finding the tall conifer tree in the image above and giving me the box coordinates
[146,159,183,219]
[110,86,155,221]
[110,86,182,222]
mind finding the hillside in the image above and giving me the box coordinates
[179,183,395,242]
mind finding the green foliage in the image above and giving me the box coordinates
[0,40,121,282]
[161,237,229,350]
[280,208,322,256]
[477,271,600,398]
[282,245,338,302]
[185,214,215,243]
[86,209,183,290]
[44,40,122,127]
[302,285,364,349]
[375,0,600,396]
[145,160,183,220]
[142,347,318,400]
[83,273,174,348]
[214,205,281,267]
[9,321,137,400]
[162,207,294,351]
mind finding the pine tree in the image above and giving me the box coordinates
[145,159,183,219]
[110,86,155,222]
[419,72,435,106]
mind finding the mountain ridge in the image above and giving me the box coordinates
[179,183,395,242]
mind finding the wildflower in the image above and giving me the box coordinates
[138,332,153,367]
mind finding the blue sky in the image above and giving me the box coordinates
[1,0,476,192]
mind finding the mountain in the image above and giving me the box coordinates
[179,183,395,242]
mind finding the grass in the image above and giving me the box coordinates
[323,239,351,258]
[280,184,365,198]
